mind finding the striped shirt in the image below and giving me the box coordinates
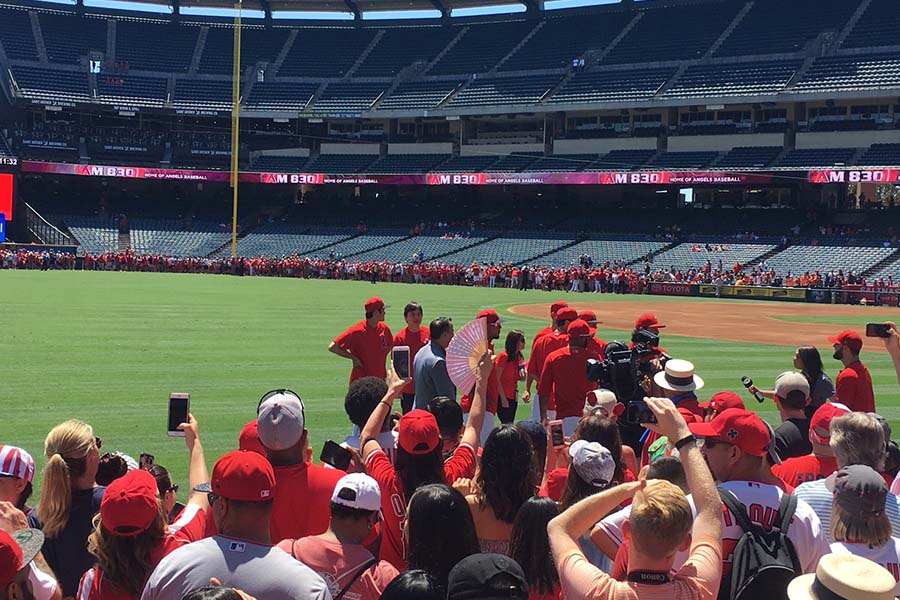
[793,478,900,543]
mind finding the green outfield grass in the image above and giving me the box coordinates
[5,270,900,496]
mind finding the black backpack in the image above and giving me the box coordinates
[717,489,802,600]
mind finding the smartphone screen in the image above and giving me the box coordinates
[866,323,891,338]
[548,420,565,447]
[320,440,352,471]
[392,346,411,379]
[168,393,190,436]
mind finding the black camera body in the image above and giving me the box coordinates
[585,335,663,427]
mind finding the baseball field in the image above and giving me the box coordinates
[6,270,900,493]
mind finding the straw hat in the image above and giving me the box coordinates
[787,554,896,600]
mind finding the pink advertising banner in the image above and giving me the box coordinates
[22,161,785,186]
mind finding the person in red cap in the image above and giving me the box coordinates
[393,302,428,414]
[80,416,209,599]
[237,420,265,456]
[0,525,48,600]
[329,296,393,385]
[538,319,601,435]
[830,330,875,412]
[533,301,568,347]
[772,402,850,489]
[142,450,330,600]
[360,353,492,570]
[577,310,606,360]
[461,309,502,442]
[525,306,578,422]
[629,312,667,360]
[698,391,745,422]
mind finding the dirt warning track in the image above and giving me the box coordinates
[508,299,900,350]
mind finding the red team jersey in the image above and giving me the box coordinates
[772,454,838,489]
[270,461,346,543]
[364,444,477,570]
[834,360,875,413]
[333,320,393,383]
[537,346,600,418]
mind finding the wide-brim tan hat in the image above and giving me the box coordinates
[653,359,704,392]
[787,553,896,600]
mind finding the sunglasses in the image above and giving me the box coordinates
[168,484,179,493]
[94,436,103,450]
[208,492,219,505]
[698,437,730,450]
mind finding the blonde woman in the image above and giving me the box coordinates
[27,420,103,598]
[829,464,900,593]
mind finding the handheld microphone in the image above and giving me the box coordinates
[741,376,765,403]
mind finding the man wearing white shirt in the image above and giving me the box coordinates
[592,408,829,576]
[795,411,900,543]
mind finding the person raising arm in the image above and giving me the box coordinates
[548,396,722,600]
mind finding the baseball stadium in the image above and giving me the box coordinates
[4,0,900,597]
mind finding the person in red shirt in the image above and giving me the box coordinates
[577,310,606,360]
[526,307,577,421]
[393,302,429,414]
[525,301,568,422]
[278,473,399,600]
[772,402,849,488]
[494,330,526,425]
[361,355,492,570]
[256,389,345,543]
[329,297,393,385]
[538,320,600,434]
[77,413,209,600]
[629,312,667,360]
[829,330,875,413]
[461,308,503,441]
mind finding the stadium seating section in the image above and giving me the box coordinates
[653,243,777,270]
[763,245,896,276]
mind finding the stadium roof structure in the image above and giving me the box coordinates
[91,0,597,18]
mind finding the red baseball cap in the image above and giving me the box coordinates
[238,419,266,456]
[398,409,440,455]
[698,391,746,416]
[828,330,863,353]
[100,469,159,536]
[550,301,568,315]
[635,312,665,330]
[194,450,276,501]
[477,308,501,323]
[577,310,598,325]
[556,307,578,322]
[364,297,389,313]
[0,528,43,587]
[689,408,770,457]
[567,319,591,338]
[810,402,851,445]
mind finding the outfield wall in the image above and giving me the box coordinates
[647,282,900,306]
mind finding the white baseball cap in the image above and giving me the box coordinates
[0,446,35,482]
[257,391,305,451]
[774,371,810,401]
[331,473,381,512]
[569,440,615,488]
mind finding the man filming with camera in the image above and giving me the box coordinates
[629,313,668,361]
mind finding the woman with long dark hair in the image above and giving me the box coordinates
[749,345,834,416]
[465,424,535,555]
[405,484,479,593]
[495,330,526,424]
[361,358,491,570]
[510,497,561,600]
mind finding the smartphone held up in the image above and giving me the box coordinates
[392,345,411,379]
[866,323,892,338]
[167,393,190,437]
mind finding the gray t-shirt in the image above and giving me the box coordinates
[141,536,332,600]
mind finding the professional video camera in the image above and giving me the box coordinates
[585,330,670,427]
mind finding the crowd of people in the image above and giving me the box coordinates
[6,294,900,600]
[7,245,899,297]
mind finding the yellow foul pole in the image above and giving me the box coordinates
[230,0,242,257]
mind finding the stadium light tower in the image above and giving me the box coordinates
[230,0,242,257]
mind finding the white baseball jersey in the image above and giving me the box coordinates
[831,539,900,592]
[596,480,829,574]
